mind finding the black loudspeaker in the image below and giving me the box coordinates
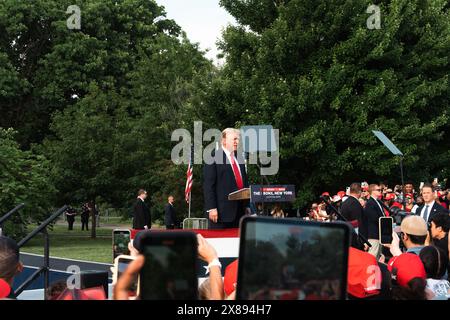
[79,271,109,299]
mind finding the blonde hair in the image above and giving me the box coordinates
[222,128,240,139]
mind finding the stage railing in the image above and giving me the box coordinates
[183,218,208,229]
[14,205,68,299]
[0,203,25,236]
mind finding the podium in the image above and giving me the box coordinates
[228,188,250,201]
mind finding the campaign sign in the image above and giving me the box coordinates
[250,185,296,203]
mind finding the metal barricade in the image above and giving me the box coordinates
[182,218,208,229]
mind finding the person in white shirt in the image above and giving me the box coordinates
[419,246,450,299]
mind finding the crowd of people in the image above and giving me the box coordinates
[2,179,449,300]
[307,180,450,222]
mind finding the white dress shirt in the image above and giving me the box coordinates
[420,201,435,221]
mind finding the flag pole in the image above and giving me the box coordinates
[188,191,192,219]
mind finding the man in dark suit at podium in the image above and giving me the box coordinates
[132,189,151,230]
[203,128,249,229]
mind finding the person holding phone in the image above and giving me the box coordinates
[384,215,428,257]
[132,189,151,230]
[114,234,224,300]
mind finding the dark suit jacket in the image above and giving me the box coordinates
[340,196,363,225]
[203,148,249,223]
[164,203,177,226]
[415,202,448,223]
[133,198,151,229]
[360,197,385,240]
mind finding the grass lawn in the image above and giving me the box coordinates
[21,219,132,264]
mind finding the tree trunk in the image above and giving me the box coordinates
[90,200,97,239]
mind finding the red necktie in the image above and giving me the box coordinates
[230,154,244,189]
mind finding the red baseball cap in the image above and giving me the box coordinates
[321,192,330,197]
[362,186,369,191]
[337,191,346,198]
[224,259,238,296]
[387,253,426,287]
[384,193,395,201]
[347,248,381,298]
[0,279,11,299]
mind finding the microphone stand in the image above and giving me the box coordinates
[320,196,372,249]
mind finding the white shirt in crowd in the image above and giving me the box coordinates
[419,201,435,220]
[426,278,450,299]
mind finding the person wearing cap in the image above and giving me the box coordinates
[387,253,428,300]
[404,194,414,212]
[415,183,448,223]
[386,215,428,257]
[223,259,238,299]
[337,190,347,201]
[0,236,23,300]
[383,193,397,213]
[347,247,392,300]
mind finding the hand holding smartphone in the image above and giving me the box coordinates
[379,217,394,245]
[139,231,198,300]
[113,255,139,299]
[113,229,131,261]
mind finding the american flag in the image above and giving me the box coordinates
[185,146,193,203]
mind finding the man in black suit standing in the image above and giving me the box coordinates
[203,128,249,229]
[132,189,151,230]
[340,182,363,228]
[164,195,178,229]
[360,184,386,259]
[415,183,448,223]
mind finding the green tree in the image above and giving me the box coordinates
[0,0,180,146]
[0,128,56,240]
[42,22,213,232]
[208,0,450,208]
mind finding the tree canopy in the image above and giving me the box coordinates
[1,0,449,225]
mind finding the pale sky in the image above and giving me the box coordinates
[156,0,236,65]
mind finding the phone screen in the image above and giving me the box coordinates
[113,230,131,260]
[379,217,393,244]
[117,258,138,295]
[139,232,198,300]
[237,217,350,300]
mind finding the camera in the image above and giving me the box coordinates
[389,206,409,225]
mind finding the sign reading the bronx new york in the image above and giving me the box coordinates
[250,185,296,203]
